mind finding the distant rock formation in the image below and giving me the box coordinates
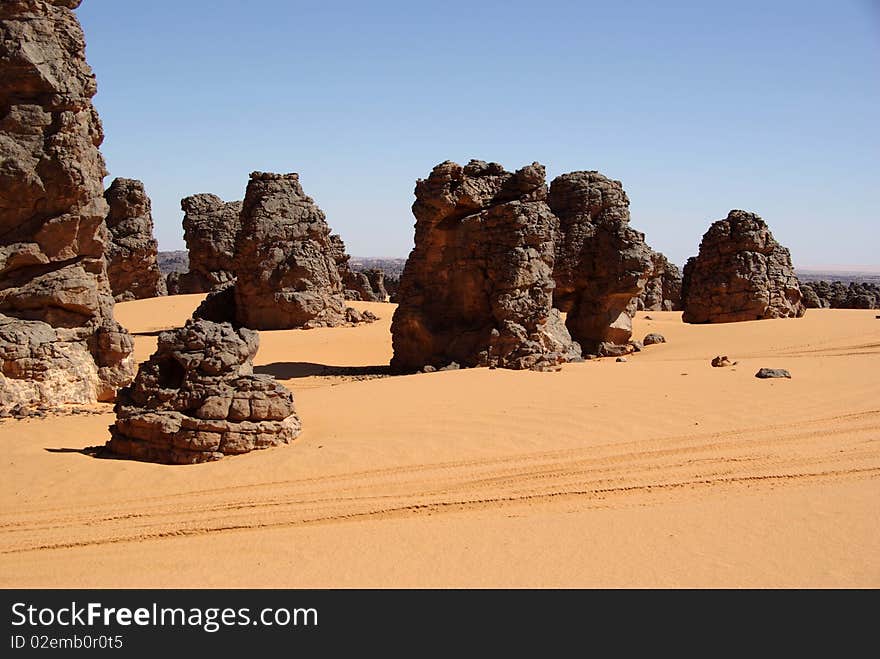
[385,275,401,303]
[348,257,407,280]
[636,251,682,311]
[170,194,242,294]
[157,251,189,276]
[330,234,387,302]
[799,280,879,309]
[364,269,388,301]
[0,0,134,413]
[549,171,654,356]
[106,319,300,464]
[104,178,166,301]
[681,211,805,323]
[233,172,369,329]
[390,160,582,372]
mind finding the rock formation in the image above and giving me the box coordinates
[385,274,401,303]
[681,211,805,323]
[799,280,879,309]
[104,178,166,301]
[330,234,387,302]
[157,250,188,276]
[548,171,654,356]
[364,269,388,301]
[636,250,682,311]
[390,160,582,372]
[172,194,242,294]
[106,319,300,464]
[233,172,356,329]
[0,0,134,413]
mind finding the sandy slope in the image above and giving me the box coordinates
[1,297,877,587]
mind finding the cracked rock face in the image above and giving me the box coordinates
[104,178,166,301]
[106,319,301,464]
[681,210,805,323]
[548,171,654,355]
[0,0,134,412]
[232,172,351,329]
[390,160,582,372]
[172,193,243,294]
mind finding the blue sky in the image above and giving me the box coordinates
[77,0,879,269]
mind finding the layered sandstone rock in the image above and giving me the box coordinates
[106,319,300,464]
[390,160,582,372]
[0,0,134,412]
[104,178,166,301]
[681,211,805,323]
[548,171,654,356]
[171,194,242,294]
[233,172,352,329]
[636,250,682,311]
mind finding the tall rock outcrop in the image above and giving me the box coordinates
[170,194,242,294]
[636,250,682,311]
[681,210,805,323]
[106,319,300,464]
[390,160,581,372]
[0,0,134,412]
[104,177,166,301]
[549,171,654,355]
[233,172,350,329]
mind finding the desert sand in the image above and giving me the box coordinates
[1,294,877,587]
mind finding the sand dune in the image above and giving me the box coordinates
[1,297,877,587]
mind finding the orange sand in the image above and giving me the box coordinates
[1,296,877,587]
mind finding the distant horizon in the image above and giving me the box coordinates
[156,245,880,276]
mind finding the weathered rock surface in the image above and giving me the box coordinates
[642,333,666,345]
[755,367,791,379]
[549,171,654,355]
[0,0,134,413]
[799,280,879,310]
[106,319,300,464]
[711,355,733,367]
[390,160,582,371]
[233,172,370,329]
[104,178,166,301]
[636,250,682,311]
[172,194,242,294]
[681,211,805,323]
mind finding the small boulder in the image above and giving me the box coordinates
[643,333,666,345]
[755,368,791,379]
[711,355,732,368]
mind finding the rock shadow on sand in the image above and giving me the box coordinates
[44,446,123,460]
[254,362,391,379]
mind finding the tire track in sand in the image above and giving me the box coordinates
[1,408,878,554]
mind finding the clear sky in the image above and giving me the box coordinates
[76,0,879,269]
